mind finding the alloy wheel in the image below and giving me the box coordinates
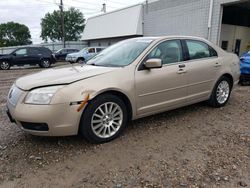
[216,80,230,104]
[0,61,10,70]
[91,102,123,139]
[42,60,50,68]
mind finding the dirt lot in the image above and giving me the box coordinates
[0,64,249,188]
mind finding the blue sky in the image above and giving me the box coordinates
[0,0,144,44]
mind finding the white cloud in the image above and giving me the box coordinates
[0,0,144,44]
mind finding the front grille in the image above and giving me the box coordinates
[21,122,49,131]
[8,86,23,107]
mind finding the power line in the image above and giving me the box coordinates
[105,0,128,6]
[72,0,102,7]
[63,4,99,11]
[72,0,120,9]
[36,0,58,5]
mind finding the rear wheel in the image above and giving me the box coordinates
[79,94,128,144]
[39,59,51,68]
[0,61,11,70]
[208,76,232,108]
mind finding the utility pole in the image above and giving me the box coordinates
[59,0,65,48]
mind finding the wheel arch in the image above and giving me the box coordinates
[221,73,234,87]
[209,73,234,99]
[77,89,133,135]
[80,89,133,122]
[92,90,133,122]
[77,57,85,61]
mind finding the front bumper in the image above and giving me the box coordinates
[6,97,82,136]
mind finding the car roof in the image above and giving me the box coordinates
[86,46,107,48]
[134,36,210,42]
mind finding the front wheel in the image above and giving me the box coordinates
[79,94,128,144]
[208,76,232,108]
[39,59,51,68]
[0,61,11,70]
[76,58,85,64]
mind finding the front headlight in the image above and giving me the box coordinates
[25,86,64,105]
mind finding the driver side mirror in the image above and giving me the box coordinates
[144,58,162,69]
[13,53,16,56]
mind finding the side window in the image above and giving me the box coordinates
[29,48,40,55]
[209,46,218,57]
[146,40,183,65]
[96,48,103,53]
[88,48,95,53]
[15,49,27,55]
[60,49,66,53]
[186,40,213,60]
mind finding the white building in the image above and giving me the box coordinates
[82,0,250,55]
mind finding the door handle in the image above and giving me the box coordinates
[24,55,28,57]
[214,62,221,67]
[179,64,186,68]
[177,69,187,74]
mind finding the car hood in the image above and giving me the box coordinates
[16,65,117,90]
[0,54,10,59]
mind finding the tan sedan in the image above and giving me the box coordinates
[6,36,240,143]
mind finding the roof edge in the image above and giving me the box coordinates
[86,3,144,20]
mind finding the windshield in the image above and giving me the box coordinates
[79,48,88,53]
[87,38,153,67]
[55,49,62,53]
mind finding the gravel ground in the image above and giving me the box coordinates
[0,64,249,188]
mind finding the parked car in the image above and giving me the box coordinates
[0,47,55,70]
[66,47,105,64]
[239,51,250,85]
[6,36,240,143]
[53,48,79,61]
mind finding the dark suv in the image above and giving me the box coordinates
[0,47,55,70]
[53,48,79,61]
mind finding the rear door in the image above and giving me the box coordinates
[183,39,221,102]
[28,48,41,64]
[135,39,189,116]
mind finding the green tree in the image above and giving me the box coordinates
[0,22,32,47]
[41,8,85,42]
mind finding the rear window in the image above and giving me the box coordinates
[186,40,217,60]
[96,48,104,53]
[29,48,40,55]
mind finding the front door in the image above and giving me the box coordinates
[85,48,96,61]
[135,39,188,116]
[12,48,30,65]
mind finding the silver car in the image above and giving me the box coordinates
[6,36,240,143]
[66,47,106,64]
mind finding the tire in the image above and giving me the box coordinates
[208,76,232,108]
[39,59,51,68]
[76,58,85,64]
[79,94,128,144]
[0,61,11,70]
